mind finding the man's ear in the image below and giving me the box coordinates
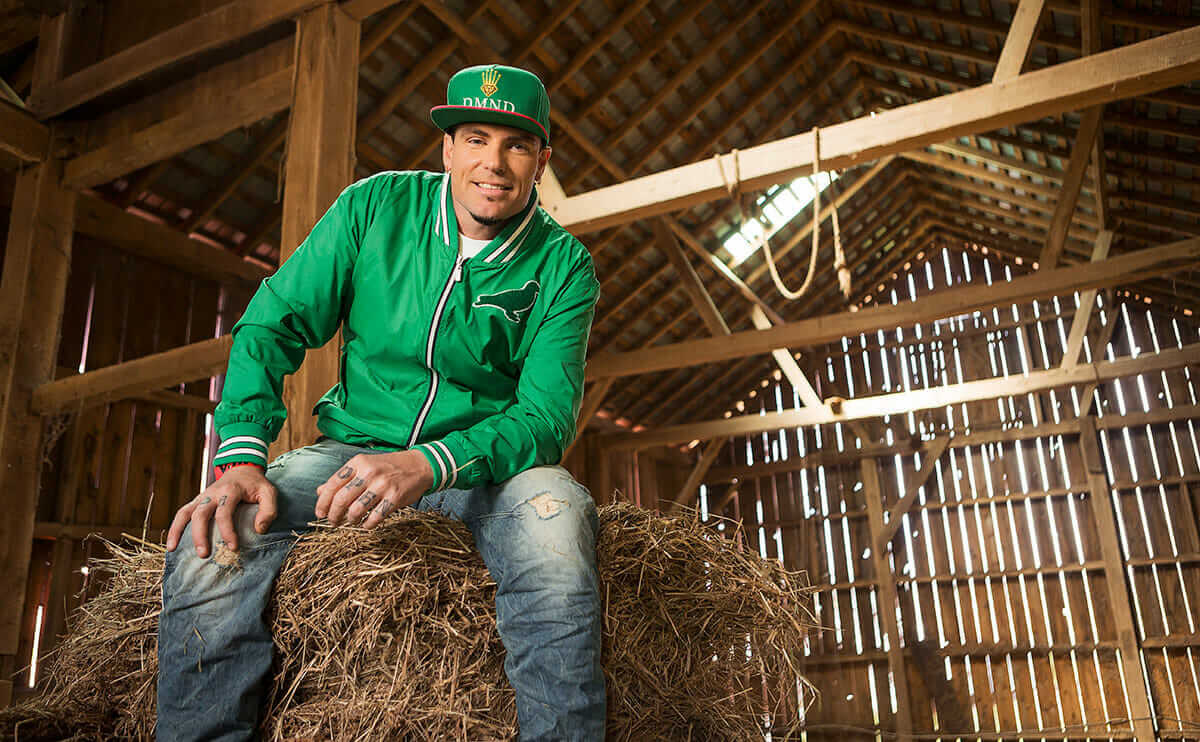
[442,132,455,172]
[535,145,552,182]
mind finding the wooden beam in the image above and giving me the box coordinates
[743,157,895,287]
[586,236,1200,381]
[181,1,411,236]
[1077,417,1157,742]
[27,0,324,118]
[0,159,76,703]
[860,456,914,736]
[654,219,729,336]
[75,195,269,287]
[1081,0,1110,231]
[338,0,403,20]
[708,483,740,516]
[1038,108,1104,270]
[602,343,1200,451]
[272,2,359,457]
[992,0,1046,81]
[706,402,1200,483]
[414,0,496,61]
[667,436,729,514]
[357,37,457,139]
[877,436,949,548]
[750,307,823,409]
[1062,230,1113,367]
[538,166,566,206]
[63,40,294,189]
[544,24,1200,233]
[1077,292,1122,417]
[32,336,232,414]
[0,20,75,701]
[0,99,48,164]
[667,219,785,325]
[180,119,287,234]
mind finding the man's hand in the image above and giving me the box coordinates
[166,466,278,557]
[315,449,435,528]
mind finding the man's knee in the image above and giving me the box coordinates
[504,466,597,523]
[489,467,598,586]
[164,505,287,587]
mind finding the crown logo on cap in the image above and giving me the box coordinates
[480,68,500,97]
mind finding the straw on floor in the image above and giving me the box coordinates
[2,503,815,741]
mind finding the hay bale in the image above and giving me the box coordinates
[3,504,815,741]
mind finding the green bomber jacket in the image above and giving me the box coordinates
[212,170,599,492]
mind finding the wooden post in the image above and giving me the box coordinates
[0,161,77,704]
[0,8,77,706]
[271,2,360,458]
[860,456,914,735]
[1077,416,1157,741]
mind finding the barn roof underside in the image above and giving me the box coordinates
[1,0,1198,436]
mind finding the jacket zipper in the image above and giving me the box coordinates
[408,254,465,447]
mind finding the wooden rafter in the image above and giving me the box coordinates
[545,24,1200,233]
[27,0,326,118]
[0,99,48,164]
[63,39,295,189]
[876,435,950,548]
[628,187,934,424]
[667,437,729,514]
[587,236,1200,382]
[653,219,729,337]
[991,0,1047,81]
[1038,108,1104,270]
[604,342,1200,451]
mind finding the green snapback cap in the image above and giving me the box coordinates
[431,64,551,143]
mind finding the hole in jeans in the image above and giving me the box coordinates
[526,492,568,519]
[212,542,243,569]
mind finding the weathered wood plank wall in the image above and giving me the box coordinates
[658,245,1200,738]
[7,229,248,695]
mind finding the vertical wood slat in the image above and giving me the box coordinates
[272,2,360,458]
[1078,415,1158,741]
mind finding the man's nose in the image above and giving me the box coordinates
[481,142,507,173]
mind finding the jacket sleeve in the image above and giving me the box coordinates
[212,177,378,468]
[413,250,600,491]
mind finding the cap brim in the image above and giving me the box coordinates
[430,105,549,143]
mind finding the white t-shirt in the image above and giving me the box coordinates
[459,233,491,259]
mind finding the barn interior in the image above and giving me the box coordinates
[2,0,1200,737]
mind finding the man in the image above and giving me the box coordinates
[156,64,604,741]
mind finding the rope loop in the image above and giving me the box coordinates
[715,128,851,302]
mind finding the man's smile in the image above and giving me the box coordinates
[474,181,513,195]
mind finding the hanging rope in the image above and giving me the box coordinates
[715,127,850,301]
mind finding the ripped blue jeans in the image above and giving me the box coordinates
[156,439,604,741]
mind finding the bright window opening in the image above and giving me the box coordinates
[722,172,840,267]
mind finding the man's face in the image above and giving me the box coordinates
[443,122,551,238]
